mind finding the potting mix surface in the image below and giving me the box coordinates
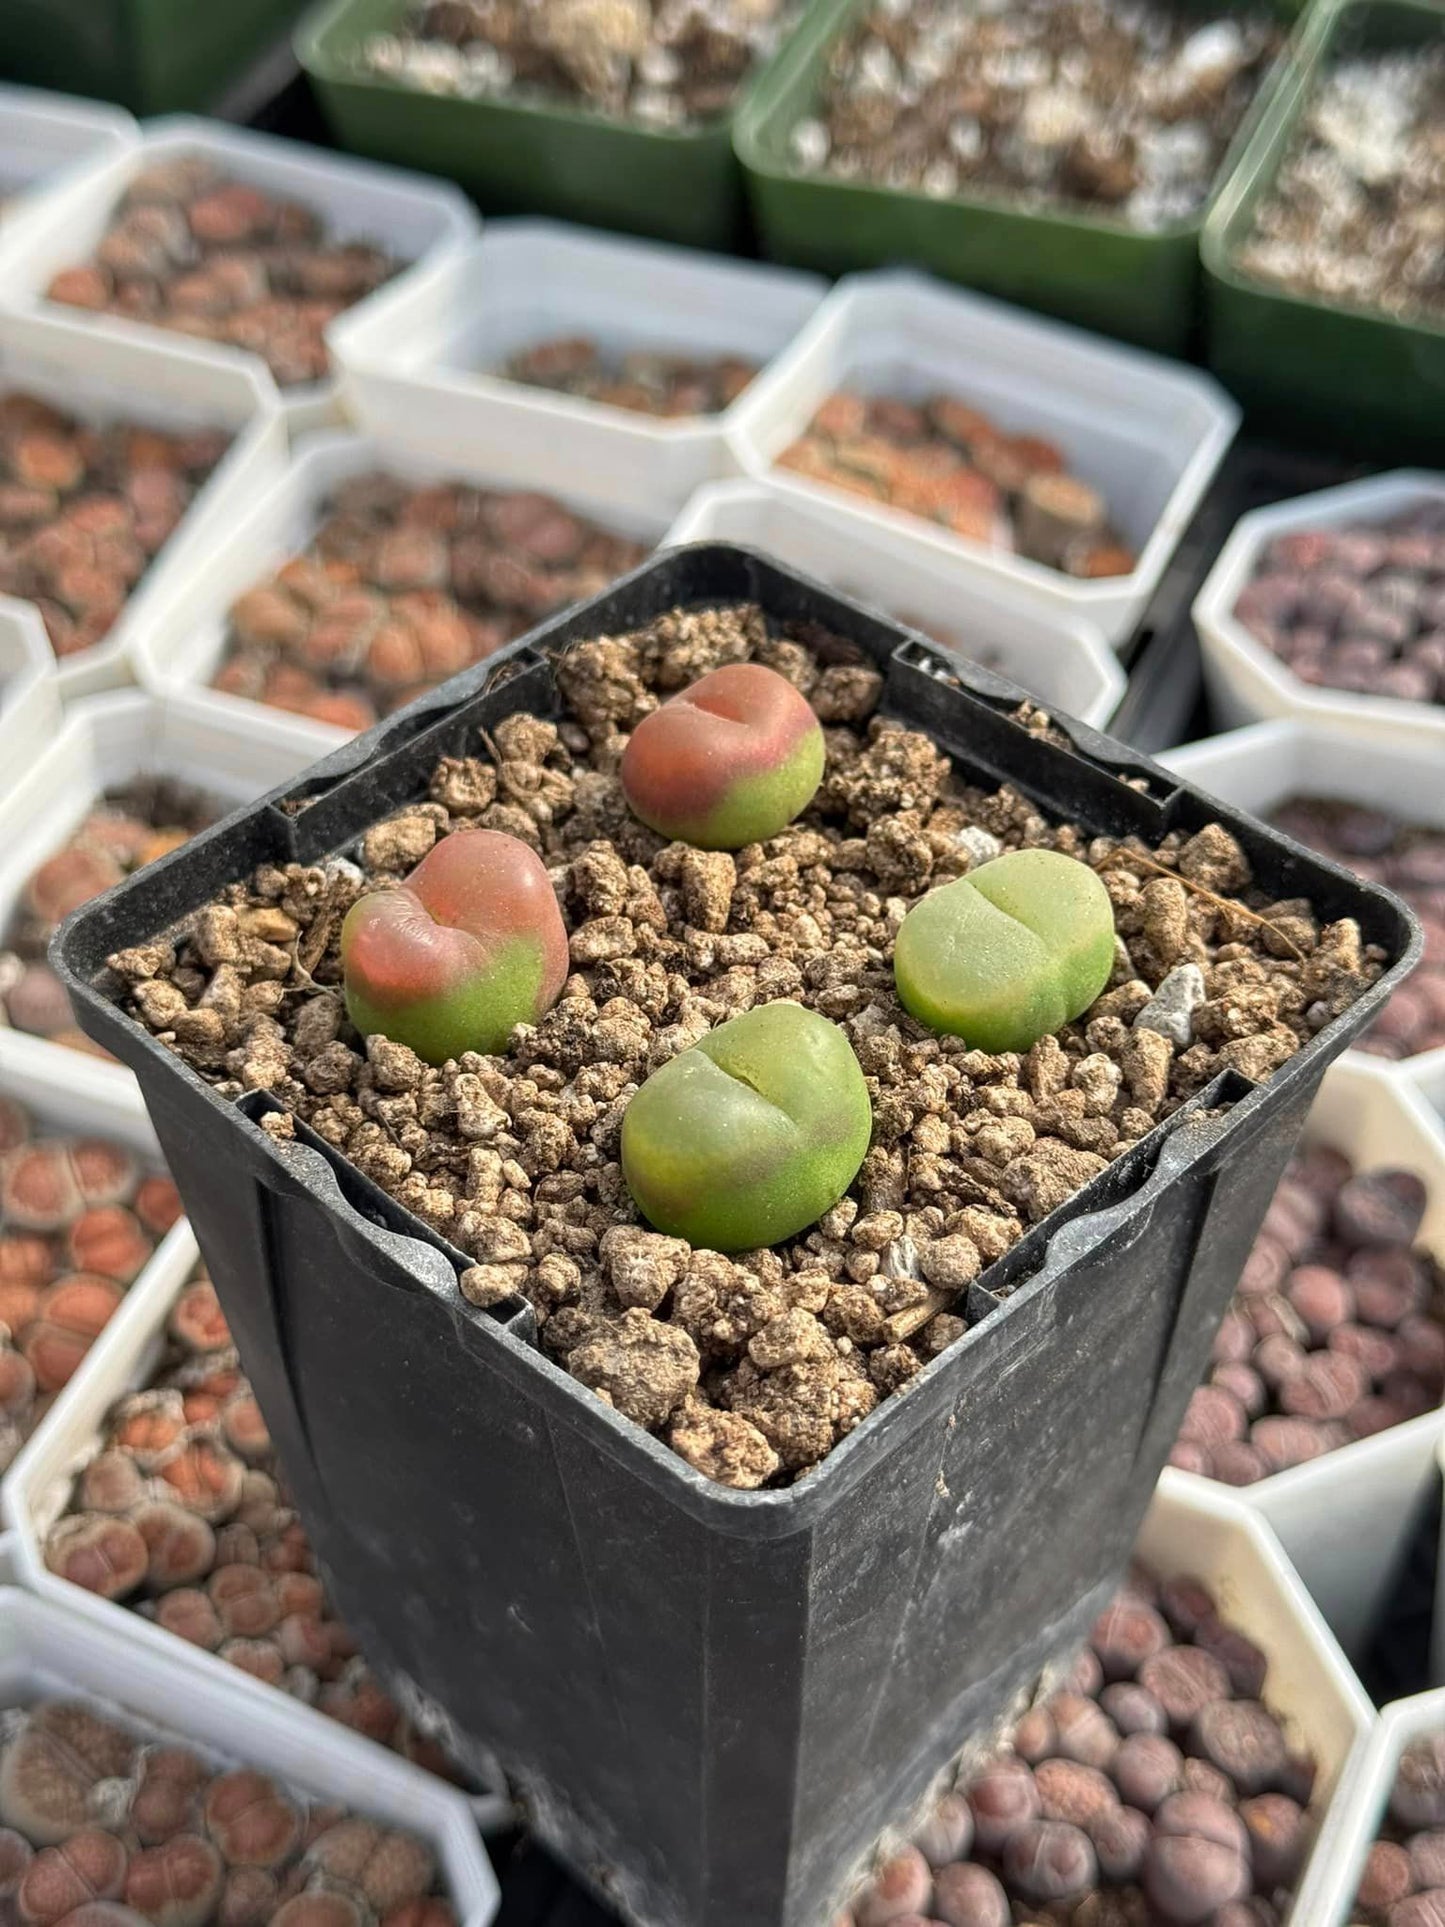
[1,778,221,1059]
[0,1095,180,1471]
[0,1696,455,1927]
[498,337,759,417]
[848,1560,1317,1925]
[0,394,230,662]
[211,472,651,734]
[104,602,1388,1488]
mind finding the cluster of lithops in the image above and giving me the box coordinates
[0,1096,179,1468]
[1,778,220,1058]
[500,337,758,418]
[1355,1732,1445,1921]
[0,394,228,662]
[47,156,404,390]
[777,390,1137,576]
[211,472,649,731]
[116,605,1383,1485]
[846,1563,1315,1926]
[0,1697,455,1927]
[1175,1143,1443,1485]
[44,1268,462,1781]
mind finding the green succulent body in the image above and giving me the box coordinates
[621,1000,872,1250]
[636,727,827,851]
[894,849,1115,1053]
[343,932,548,1065]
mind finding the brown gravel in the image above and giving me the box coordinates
[108,603,1385,1488]
[46,155,404,390]
[211,471,651,735]
[0,392,228,661]
[0,1695,453,1927]
[44,1264,468,1784]
[1,776,220,1061]
[776,391,1137,577]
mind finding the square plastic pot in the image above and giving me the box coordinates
[0,308,287,700]
[0,85,137,231]
[0,597,60,794]
[1192,469,1445,745]
[0,0,305,115]
[51,544,1418,1927]
[295,0,803,249]
[328,220,827,513]
[1202,0,1445,461]
[0,1585,500,1926]
[0,117,478,425]
[0,1216,515,1836]
[725,270,1241,647]
[0,690,328,1122]
[131,423,677,763]
[734,0,1300,357]
[664,478,1126,728]
[1290,1686,1445,1924]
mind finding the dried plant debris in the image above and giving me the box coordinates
[1356,1731,1445,1921]
[211,471,651,734]
[1,777,221,1061]
[0,1694,456,1927]
[0,394,228,662]
[1177,1143,1443,1485]
[1236,46,1445,326]
[0,1094,180,1469]
[1270,795,1445,1060]
[1234,504,1445,708]
[848,1561,1316,1926]
[362,0,792,128]
[46,155,406,389]
[500,336,758,416]
[45,1265,467,1784]
[788,0,1283,231]
[777,389,1137,577]
[111,603,1383,1487]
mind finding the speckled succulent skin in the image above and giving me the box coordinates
[341,828,569,1065]
[621,1000,871,1250]
[894,849,1115,1053]
[620,661,825,850]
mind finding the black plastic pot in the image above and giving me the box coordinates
[54,547,1419,1927]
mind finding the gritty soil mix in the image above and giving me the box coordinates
[107,603,1384,1488]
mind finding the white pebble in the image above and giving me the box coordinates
[1133,963,1206,1049]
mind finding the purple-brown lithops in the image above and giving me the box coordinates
[619,661,824,849]
[341,827,569,1064]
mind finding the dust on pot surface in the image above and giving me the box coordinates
[51,547,1418,1927]
[734,0,1297,355]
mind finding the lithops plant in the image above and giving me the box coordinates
[620,661,824,850]
[621,1001,871,1250]
[341,827,569,1064]
[894,849,1115,1053]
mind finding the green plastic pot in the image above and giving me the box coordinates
[0,0,304,113]
[1203,0,1445,458]
[733,0,1304,355]
[295,0,813,249]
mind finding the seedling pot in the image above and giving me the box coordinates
[52,546,1420,1927]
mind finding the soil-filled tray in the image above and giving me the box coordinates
[52,546,1417,1927]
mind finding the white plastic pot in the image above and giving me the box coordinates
[0,115,479,422]
[0,594,60,788]
[0,1585,499,1927]
[1138,1473,1372,1927]
[0,307,287,699]
[724,269,1240,648]
[133,423,677,761]
[0,84,136,232]
[0,689,325,1116]
[1163,717,1445,1100]
[1191,469,1445,745]
[329,219,826,513]
[665,479,1127,729]
[1290,1687,1445,1926]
